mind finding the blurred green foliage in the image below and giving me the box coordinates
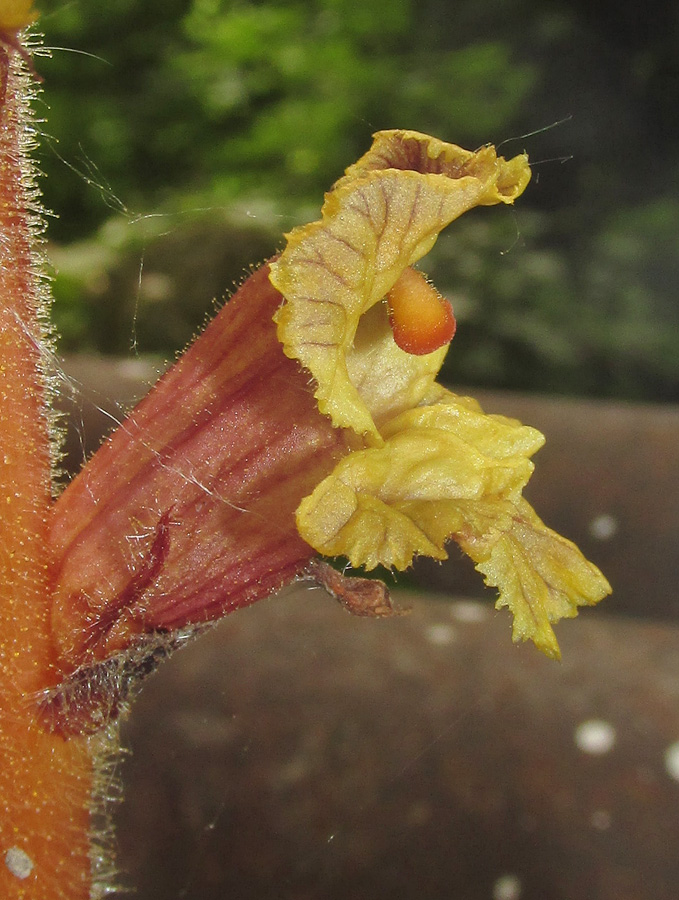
[36,0,679,401]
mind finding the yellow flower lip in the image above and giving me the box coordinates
[270,129,531,442]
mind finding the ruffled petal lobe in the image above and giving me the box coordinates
[296,389,545,571]
[458,498,612,659]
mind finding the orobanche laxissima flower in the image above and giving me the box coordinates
[48,130,610,732]
[271,129,610,659]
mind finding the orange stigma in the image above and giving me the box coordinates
[387,267,456,355]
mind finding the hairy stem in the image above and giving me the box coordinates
[0,39,94,900]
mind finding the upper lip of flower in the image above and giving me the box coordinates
[270,129,531,443]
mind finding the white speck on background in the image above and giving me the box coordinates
[664,741,679,781]
[590,809,612,830]
[5,847,34,880]
[588,513,618,541]
[574,720,616,755]
[451,600,488,623]
[492,873,522,900]
[425,623,456,645]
